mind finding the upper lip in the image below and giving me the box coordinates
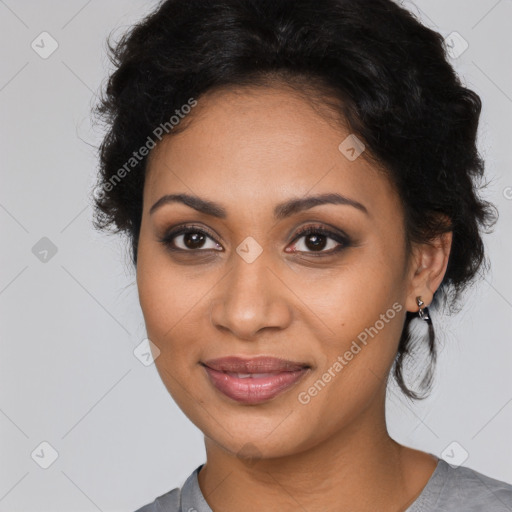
[202,356,310,373]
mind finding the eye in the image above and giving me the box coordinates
[158,225,222,252]
[158,223,350,255]
[286,224,350,255]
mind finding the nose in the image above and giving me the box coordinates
[209,250,293,341]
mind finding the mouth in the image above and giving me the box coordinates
[201,356,311,404]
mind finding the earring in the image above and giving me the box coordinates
[416,296,432,324]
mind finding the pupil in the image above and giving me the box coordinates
[184,232,205,249]
[306,234,326,251]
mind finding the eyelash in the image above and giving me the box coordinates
[158,224,351,256]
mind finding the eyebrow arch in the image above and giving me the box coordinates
[149,192,369,219]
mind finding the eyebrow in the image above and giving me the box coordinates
[149,192,369,219]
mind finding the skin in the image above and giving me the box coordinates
[136,84,453,512]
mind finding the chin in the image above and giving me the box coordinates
[199,406,320,459]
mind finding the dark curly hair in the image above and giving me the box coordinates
[91,0,498,400]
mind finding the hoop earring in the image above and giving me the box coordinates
[416,296,432,325]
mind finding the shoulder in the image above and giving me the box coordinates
[132,464,206,512]
[133,486,181,512]
[439,461,512,511]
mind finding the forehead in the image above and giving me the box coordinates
[144,86,399,221]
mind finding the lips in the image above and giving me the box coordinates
[201,356,311,404]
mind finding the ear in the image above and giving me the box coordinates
[405,229,453,313]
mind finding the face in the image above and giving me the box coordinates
[136,85,418,460]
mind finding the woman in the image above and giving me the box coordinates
[92,0,512,510]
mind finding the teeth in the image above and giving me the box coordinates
[226,372,276,378]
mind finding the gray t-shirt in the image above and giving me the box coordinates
[134,457,512,511]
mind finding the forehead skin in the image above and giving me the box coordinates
[142,85,407,267]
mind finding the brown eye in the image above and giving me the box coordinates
[158,225,222,252]
[287,225,350,255]
[301,232,329,251]
[181,231,208,250]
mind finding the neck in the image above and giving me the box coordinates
[197,388,437,512]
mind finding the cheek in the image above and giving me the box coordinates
[290,249,407,404]
[288,245,406,345]
[136,241,220,392]
[136,257,208,417]
[291,307,405,448]
[136,238,205,338]
[137,268,201,357]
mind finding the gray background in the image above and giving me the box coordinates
[1,1,511,510]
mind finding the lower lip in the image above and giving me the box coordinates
[203,366,310,404]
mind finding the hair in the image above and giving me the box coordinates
[92,0,498,400]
